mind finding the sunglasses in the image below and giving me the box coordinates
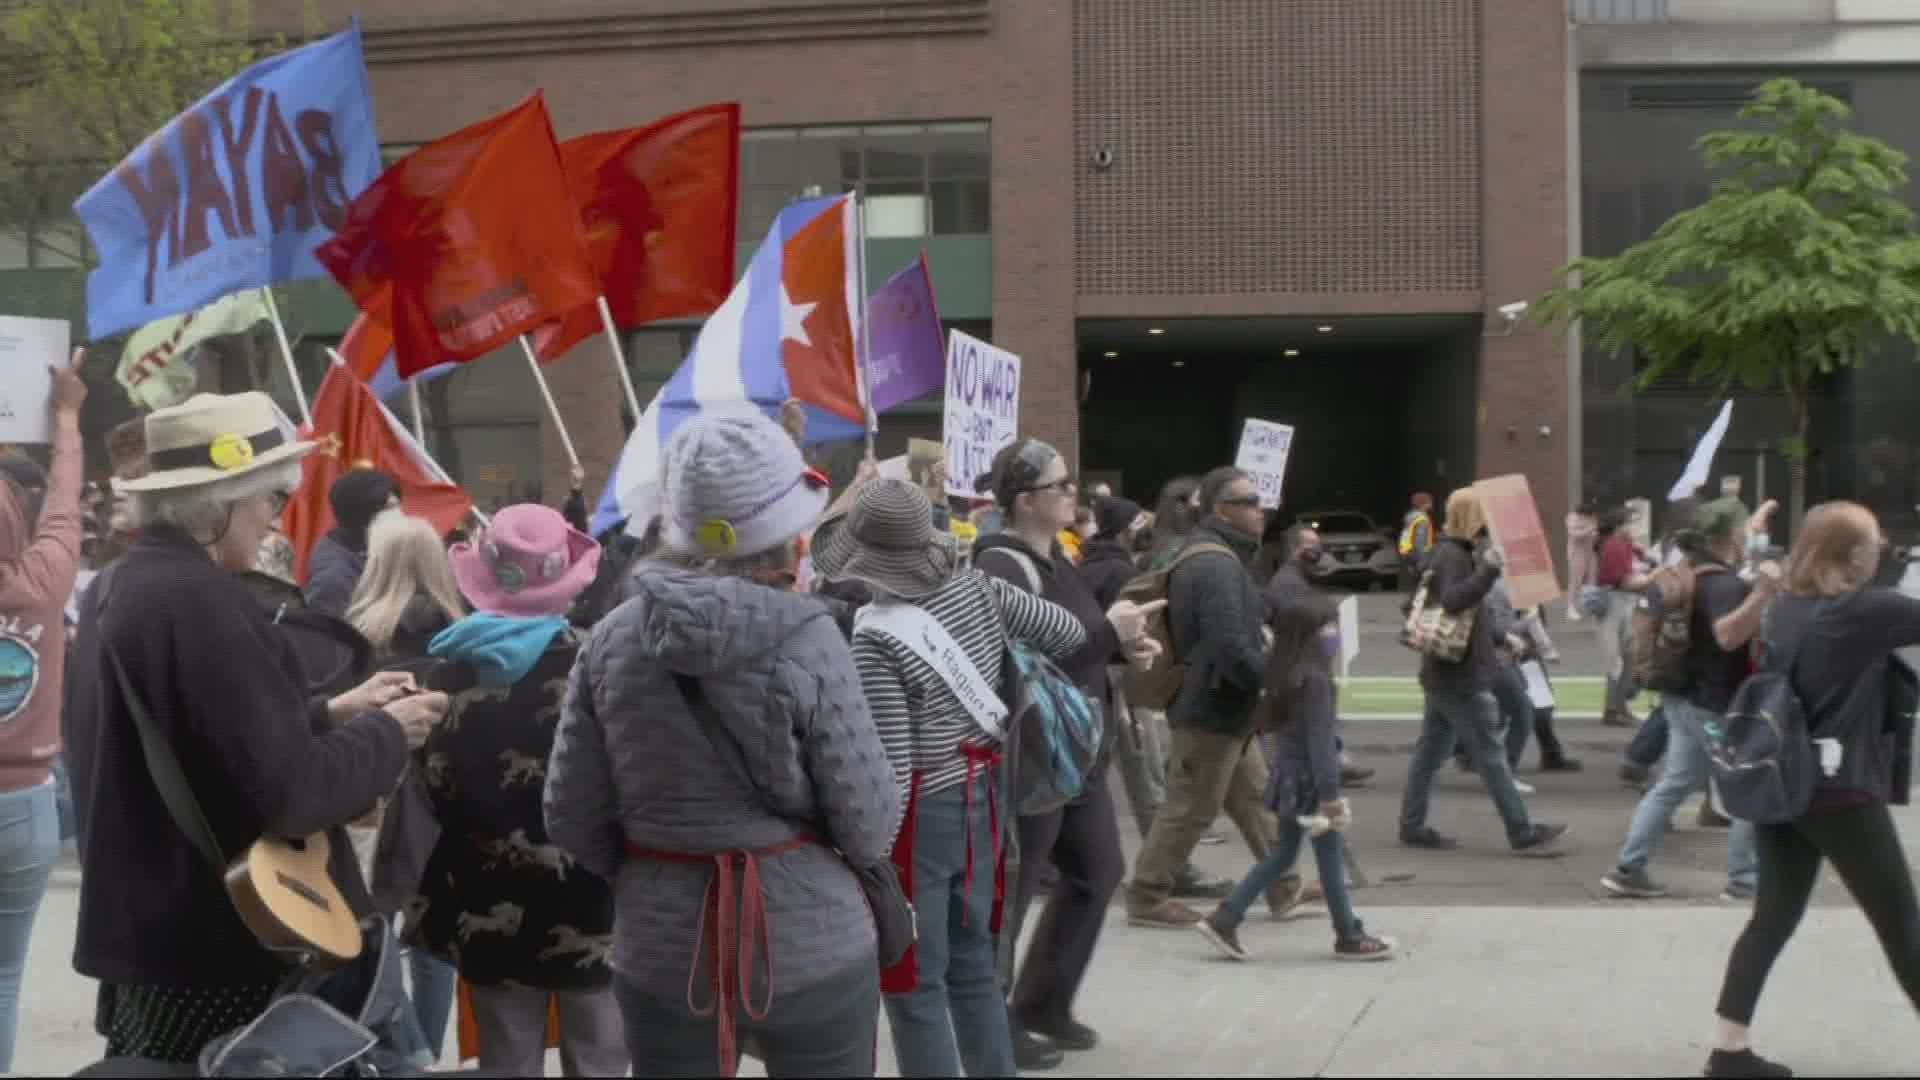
[1026,476,1077,496]
[1219,494,1263,509]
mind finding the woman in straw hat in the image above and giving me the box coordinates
[811,474,1109,1078]
[63,392,449,1066]
[546,412,900,1078]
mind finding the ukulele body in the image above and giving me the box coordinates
[225,832,363,966]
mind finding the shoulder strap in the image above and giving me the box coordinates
[673,673,782,818]
[97,576,228,880]
[1169,542,1235,572]
[980,546,1043,595]
[856,602,1008,741]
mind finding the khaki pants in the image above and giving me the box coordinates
[1127,726,1280,912]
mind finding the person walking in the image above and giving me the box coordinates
[971,441,1161,1063]
[0,350,86,1070]
[545,414,900,1078]
[1600,499,1764,905]
[1125,467,1315,928]
[1397,488,1566,857]
[1702,501,1920,1080]
[1196,590,1394,963]
[1596,507,1651,727]
[1566,503,1599,622]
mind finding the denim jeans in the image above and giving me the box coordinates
[1617,696,1758,888]
[1600,591,1639,714]
[1217,816,1361,940]
[617,956,879,1078]
[406,946,456,1062]
[1627,705,1671,769]
[0,781,59,1071]
[1451,662,1531,767]
[884,783,1015,1078]
[1402,688,1534,843]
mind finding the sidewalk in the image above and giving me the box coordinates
[21,884,1919,1077]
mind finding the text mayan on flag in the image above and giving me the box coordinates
[74,22,383,340]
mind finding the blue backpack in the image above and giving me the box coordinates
[979,549,1105,816]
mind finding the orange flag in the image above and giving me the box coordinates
[315,93,598,380]
[531,103,742,362]
[284,363,474,584]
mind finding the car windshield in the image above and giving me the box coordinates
[1304,513,1374,535]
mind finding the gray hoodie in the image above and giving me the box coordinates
[544,562,900,996]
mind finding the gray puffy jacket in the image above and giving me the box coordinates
[544,562,900,996]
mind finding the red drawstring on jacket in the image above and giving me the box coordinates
[956,742,1003,927]
[627,835,814,1076]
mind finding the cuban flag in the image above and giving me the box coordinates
[337,309,459,402]
[592,194,867,536]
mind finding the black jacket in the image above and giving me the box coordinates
[1418,536,1503,696]
[1078,537,1139,612]
[974,533,1122,703]
[1165,521,1268,736]
[65,527,407,987]
[304,530,366,619]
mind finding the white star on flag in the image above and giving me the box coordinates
[780,283,817,349]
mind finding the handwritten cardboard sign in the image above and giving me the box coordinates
[1474,473,1561,611]
[1234,419,1294,510]
[942,330,1021,499]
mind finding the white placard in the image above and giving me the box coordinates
[942,330,1022,499]
[1337,595,1360,682]
[1520,660,1556,710]
[1234,419,1294,510]
[875,454,910,481]
[0,316,70,444]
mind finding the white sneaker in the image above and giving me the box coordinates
[1514,780,1538,795]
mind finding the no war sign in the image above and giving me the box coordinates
[74,22,382,339]
[942,330,1022,499]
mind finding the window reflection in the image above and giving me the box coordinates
[740,122,990,240]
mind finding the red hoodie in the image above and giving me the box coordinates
[0,422,83,791]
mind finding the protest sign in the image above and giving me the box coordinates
[1338,594,1360,681]
[75,23,382,339]
[942,330,1021,499]
[1474,473,1562,610]
[875,455,910,481]
[0,317,70,444]
[1234,419,1294,509]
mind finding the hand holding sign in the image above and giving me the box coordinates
[52,347,87,420]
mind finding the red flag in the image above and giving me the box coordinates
[284,363,474,584]
[315,93,598,379]
[531,103,742,362]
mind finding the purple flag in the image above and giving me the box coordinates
[867,253,945,413]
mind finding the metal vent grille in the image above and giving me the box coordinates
[1626,81,1854,109]
[1073,0,1482,297]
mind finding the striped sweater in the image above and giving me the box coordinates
[851,570,1086,802]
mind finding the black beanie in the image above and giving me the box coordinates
[328,469,398,546]
[1093,495,1143,539]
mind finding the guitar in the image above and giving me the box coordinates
[225,832,363,966]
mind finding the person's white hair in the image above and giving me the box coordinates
[128,461,304,536]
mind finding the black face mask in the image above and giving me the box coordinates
[1298,546,1324,564]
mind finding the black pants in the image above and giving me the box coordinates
[614,956,879,1078]
[1716,800,1920,1025]
[1003,773,1126,1027]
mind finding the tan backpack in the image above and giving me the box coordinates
[1118,542,1235,709]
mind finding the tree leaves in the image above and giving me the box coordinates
[1534,79,1920,519]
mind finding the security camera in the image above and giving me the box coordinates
[1498,300,1529,320]
[1092,145,1115,170]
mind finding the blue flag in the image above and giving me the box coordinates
[74,22,382,340]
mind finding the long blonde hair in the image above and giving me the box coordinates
[347,509,464,651]
[1786,500,1881,598]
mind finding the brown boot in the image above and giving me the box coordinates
[1126,898,1202,928]
[1267,877,1327,922]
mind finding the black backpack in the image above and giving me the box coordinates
[1706,612,1818,825]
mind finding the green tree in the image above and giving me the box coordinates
[0,0,315,446]
[1534,78,1920,524]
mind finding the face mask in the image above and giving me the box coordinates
[1320,627,1341,657]
[1300,546,1324,564]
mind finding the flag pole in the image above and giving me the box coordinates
[408,378,427,444]
[594,295,644,422]
[853,191,876,459]
[326,346,489,528]
[261,288,312,426]
[519,335,581,472]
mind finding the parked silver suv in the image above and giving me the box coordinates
[1296,510,1400,591]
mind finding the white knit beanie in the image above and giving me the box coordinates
[660,411,828,559]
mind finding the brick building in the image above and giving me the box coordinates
[12,1,1581,546]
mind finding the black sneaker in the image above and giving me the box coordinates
[1400,826,1459,850]
[1541,755,1584,773]
[1704,1047,1793,1078]
[1196,909,1251,962]
[1019,1013,1098,1052]
[1511,823,1568,857]
[1600,865,1667,898]
[1013,1027,1064,1071]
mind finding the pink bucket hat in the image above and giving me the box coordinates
[449,503,601,618]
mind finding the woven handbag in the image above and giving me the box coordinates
[1400,569,1476,662]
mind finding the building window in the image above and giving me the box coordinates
[0,224,89,270]
[739,122,990,241]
